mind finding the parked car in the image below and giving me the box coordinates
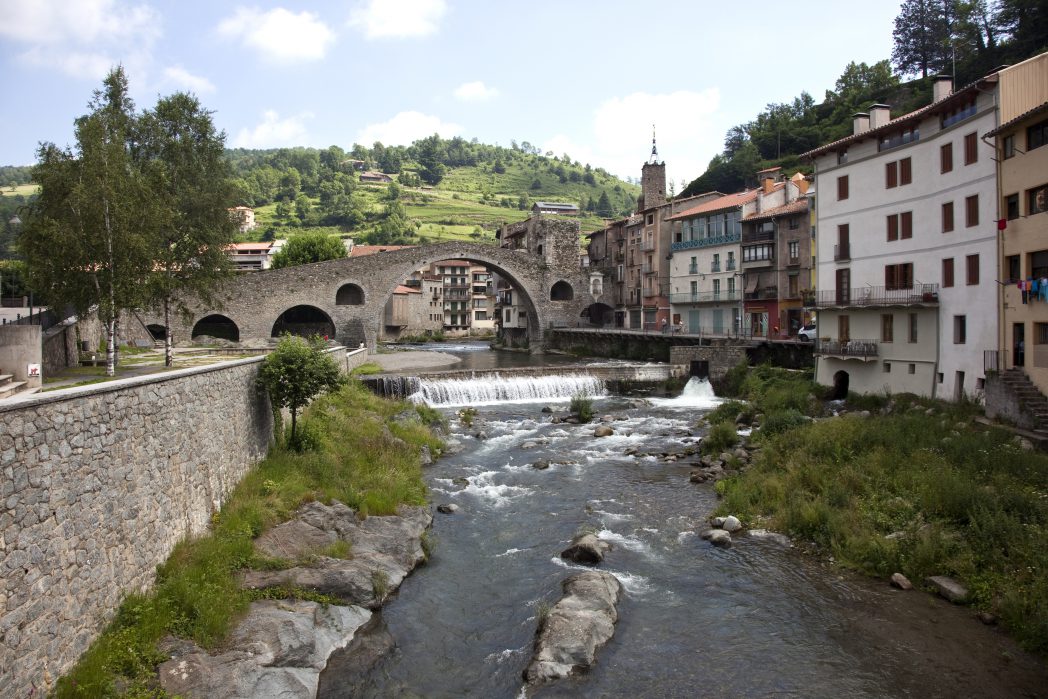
[797,323,817,341]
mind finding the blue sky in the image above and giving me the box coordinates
[0,0,900,186]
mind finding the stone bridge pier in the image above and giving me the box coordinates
[144,242,597,352]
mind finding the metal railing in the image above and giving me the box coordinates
[669,291,741,304]
[814,338,879,359]
[834,243,850,261]
[711,262,721,272]
[670,233,741,252]
[745,286,779,300]
[811,284,939,308]
[726,260,737,271]
[742,229,775,244]
[688,263,698,274]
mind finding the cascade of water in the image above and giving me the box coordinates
[649,377,722,409]
[409,372,607,407]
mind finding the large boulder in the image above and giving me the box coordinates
[241,501,432,608]
[593,426,615,437]
[926,575,969,603]
[560,533,611,565]
[524,571,623,684]
[158,601,371,699]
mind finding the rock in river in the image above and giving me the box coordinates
[524,571,623,684]
[593,425,615,437]
[926,575,969,603]
[560,533,611,565]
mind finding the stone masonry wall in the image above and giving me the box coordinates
[0,357,273,696]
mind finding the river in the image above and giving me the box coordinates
[354,344,1047,698]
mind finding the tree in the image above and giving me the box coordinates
[893,0,951,77]
[137,91,238,367]
[530,178,542,191]
[270,232,346,269]
[258,334,344,449]
[415,134,447,185]
[21,67,155,376]
[596,191,613,217]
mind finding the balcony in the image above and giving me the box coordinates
[745,286,779,301]
[814,338,879,361]
[787,256,800,266]
[669,291,741,304]
[615,251,625,262]
[726,260,737,271]
[711,261,721,273]
[811,284,940,309]
[834,243,850,261]
[670,232,741,252]
[742,229,775,244]
[688,263,698,274]
[642,240,656,252]
[642,264,656,275]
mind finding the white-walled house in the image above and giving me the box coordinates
[804,74,999,400]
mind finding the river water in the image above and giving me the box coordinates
[355,345,1047,698]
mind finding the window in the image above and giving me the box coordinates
[909,313,918,343]
[943,258,954,287]
[887,214,898,241]
[1003,134,1015,159]
[1007,255,1020,283]
[1029,184,1048,215]
[474,311,487,321]
[966,194,979,227]
[646,214,654,225]
[942,201,955,232]
[885,262,913,290]
[909,363,916,374]
[887,212,911,240]
[1031,250,1048,278]
[966,254,980,285]
[964,132,978,164]
[1037,323,1048,345]
[837,175,849,200]
[900,157,912,185]
[839,315,850,342]
[1006,193,1020,220]
[837,149,848,165]
[941,143,953,173]
[882,313,894,342]
[942,99,976,128]
[886,161,898,189]
[954,315,967,344]
[742,244,774,262]
[788,217,799,230]
[836,224,850,260]
[1028,118,1048,151]
[883,361,892,373]
[788,240,799,261]
[879,126,919,151]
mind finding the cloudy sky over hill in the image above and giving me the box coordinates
[0,0,897,186]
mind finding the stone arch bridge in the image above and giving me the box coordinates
[145,242,599,351]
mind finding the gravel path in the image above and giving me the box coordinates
[369,351,462,372]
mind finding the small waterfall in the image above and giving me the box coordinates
[649,377,722,410]
[409,372,607,407]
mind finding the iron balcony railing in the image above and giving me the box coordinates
[670,233,741,252]
[642,240,656,252]
[669,291,741,304]
[711,262,721,272]
[814,338,879,360]
[787,256,800,266]
[812,283,939,308]
[726,260,737,271]
[834,243,850,261]
[742,229,775,244]
[745,286,779,300]
[688,263,698,274]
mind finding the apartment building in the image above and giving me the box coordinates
[470,264,496,333]
[226,240,285,272]
[805,74,999,400]
[987,53,1048,392]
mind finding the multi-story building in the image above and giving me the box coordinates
[987,52,1048,392]
[804,73,1000,400]
[226,240,285,272]
[470,264,496,333]
[438,260,472,334]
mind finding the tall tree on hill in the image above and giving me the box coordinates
[997,0,1048,59]
[596,191,613,217]
[21,67,155,377]
[415,134,447,185]
[892,0,952,77]
[137,91,238,367]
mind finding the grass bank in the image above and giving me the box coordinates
[713,365,1048,655]
[57,380,443,697]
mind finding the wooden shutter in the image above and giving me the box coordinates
[966,194,979,227]
[900,157,912,185]
[964,132,978,165]
[943,258,954,287]
[887,214,899,241]
[942,202,954,232]
[967,254,979,285]
[838,175,849,200]
[901,211,913,239]
[940,143,953,173]
[886,161,898,188]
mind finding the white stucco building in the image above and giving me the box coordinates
[805,74,999,400]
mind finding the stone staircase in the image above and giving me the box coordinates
[0,369,28,400]
[998,368,1048,438]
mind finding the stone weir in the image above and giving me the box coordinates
[360,364,673,405]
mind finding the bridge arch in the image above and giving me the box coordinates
[192,314,240,342]
[271,305,336,338]
[550,280,574,301]
[335,282,365,306]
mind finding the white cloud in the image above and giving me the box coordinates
[0,0,160,80]
[453,81,498,102]
[543,89,723,188]
[217,7,335,63]
[348,0,446,39]
[357,111,461,146]
[162,66,216,94]
[233,110,313,148]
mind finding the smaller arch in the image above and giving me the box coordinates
[146,324,167,341]
[831,370,850,400]
[581,302,614,328]
[272,305,336,339]
[336,283,365,306]
[192,314,240,342]
[550,280,574,301]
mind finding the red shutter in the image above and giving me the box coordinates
[886,162,898,188]
[901,211,913,238]
[900,157,912,185]
[887,214,899,241]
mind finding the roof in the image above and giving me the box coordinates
[743,198,809,222]
[392,284,421,294]
[348,245,415,257]
[800,74,999,159]
[756,166,782,174]
[228,242,272,251]
[666,189,759,220]
[535,201,579,209]
[986,100,1048,137]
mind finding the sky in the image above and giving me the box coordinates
[0,0,900,187]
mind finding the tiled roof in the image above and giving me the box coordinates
[666,189,759,220]
[228,242,271,251]
[986,100,1048,137]
[800,74,999,159]
[349,245,416,257]
[535,201,579,209]
[743,198,809,221]
[393,284,421,294]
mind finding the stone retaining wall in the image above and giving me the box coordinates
[0,355,275,696]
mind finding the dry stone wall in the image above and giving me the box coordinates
[0,356,273,696]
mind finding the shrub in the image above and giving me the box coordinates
[570,394,594,423]
[704,399,750,426]
[702,420,738,455]
[759,409,810,437]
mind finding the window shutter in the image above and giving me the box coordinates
[901,211,913,239]
[900,157,912,185]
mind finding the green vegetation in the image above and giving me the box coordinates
[457,407,478,427]
[570,394,594,423]
[257,335,345,448]
[714,368,1048,655]
[350,361,383,376]
[56,379,440,697]
[702,421,739,455]
[270,230,347,269]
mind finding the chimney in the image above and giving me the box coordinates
[869,104,891,129]
[932,75,953,102]
[852,112,870,135]
[762,177,775,194]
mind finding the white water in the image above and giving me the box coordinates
[409,372,607,407]
[648,377,722,409]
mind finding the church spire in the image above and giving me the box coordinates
[648,124,660,164]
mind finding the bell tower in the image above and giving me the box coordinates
[640,125,666,210]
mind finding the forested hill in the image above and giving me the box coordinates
[224,136,641,245]
[682,0,1047,197]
